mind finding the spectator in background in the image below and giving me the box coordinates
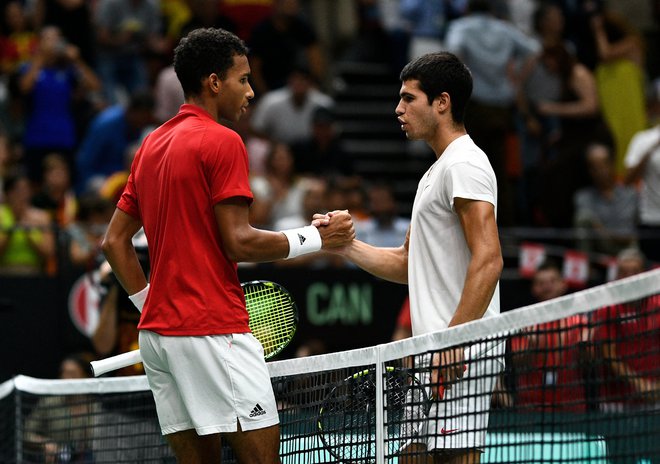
[391,295,412,341]
[400,0,466,60]
[515,42,567,224]
[250,65,333,145]
[591,247,659,463]
[92,251,148,376]
[225,104,271,176]
[0,1,38,74]
[273,178,343,268]
[23,352,97,463]
[17,25,100,185]
[153,63,184,124]
[33,0,96,67]
[65,193,113,270]
[573,142,638,256]
[31,153,77,227]
[248,0,324,94]
[219,0,273,42]
[75,92,155,194]
[591,7,647,177]
[93,0,165,104]
[613,246,646,279]
[180,0,237,38]
[623,104,660,264]
[510,260,590,412]
[375,0,411,74]
[532,43,612,228]
[357,183,409,248]
[445,0,539,226]
[290,105,352,177]
[0,171,55,275]
[249,142,308,229]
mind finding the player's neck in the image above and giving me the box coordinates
[185,96,220,122]
[429,124,467,159]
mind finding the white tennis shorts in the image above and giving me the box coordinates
[138,330,279,436]
[402,349,504,452]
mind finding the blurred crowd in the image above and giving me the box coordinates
[0,0,659,281]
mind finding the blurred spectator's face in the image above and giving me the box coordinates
[60,360,87,379]
[326,188,346,212]
[289,72,312,102]
[303,181,327,215]
[44,161,71,190]
[7,177,31,207]
[5,2,26,32]
[39,26,64,58]
[369,187,396,219]
[268,144,294,175]
[586,145,614,189]
[617,258,645,279]
[312,121,335,144]
[532,269,567,301]
[540,6,564,37]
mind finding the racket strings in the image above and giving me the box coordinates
[244,283,297,358]
[318,369,421,463]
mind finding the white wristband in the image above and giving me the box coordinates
[281,226,322,259]
[128,284,149,313]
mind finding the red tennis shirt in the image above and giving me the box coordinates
[118,104,253,336]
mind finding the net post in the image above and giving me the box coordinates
[375,347,385,464]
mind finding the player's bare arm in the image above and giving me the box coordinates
[318,216,410,284]
[450,197,502,328]
[102,208,148,295]
[215,197,355,263]
[433,198,502,390]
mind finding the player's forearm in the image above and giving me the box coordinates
[91,287,119,355]
[225,226,290,263]
[101,239,147,295]
[449,252,502,327]
[342,240,408,284]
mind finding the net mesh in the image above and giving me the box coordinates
[1,268,658,463]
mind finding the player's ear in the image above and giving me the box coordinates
[208,73,221,94]
[435,92,450,114]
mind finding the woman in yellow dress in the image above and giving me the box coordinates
[592,9,648,177]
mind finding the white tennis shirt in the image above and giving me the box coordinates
[408,135,500,336]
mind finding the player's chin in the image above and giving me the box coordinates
[404,130,419,140]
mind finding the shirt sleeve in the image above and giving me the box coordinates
[117,149,141,219]
[204,130,253,205]
[443,161,497,210]
[624,129,659,169]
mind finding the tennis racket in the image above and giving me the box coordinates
[90,280,298,376]
[317,366,431,464]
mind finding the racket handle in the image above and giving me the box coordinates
[90,349,143,377]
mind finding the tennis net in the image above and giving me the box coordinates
[1,268,659,463]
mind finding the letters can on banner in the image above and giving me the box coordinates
[519,243,546,278]
[306,282,373,326]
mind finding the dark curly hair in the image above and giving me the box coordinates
[174,28,248,97]
[400,52,473,124]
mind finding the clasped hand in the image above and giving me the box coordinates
[311,210,355,249]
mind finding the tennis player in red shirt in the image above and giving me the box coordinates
[101,28,354,463]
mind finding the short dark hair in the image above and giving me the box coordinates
[399,52,473,124]
[536,259,562,275]
[174,28,248,97]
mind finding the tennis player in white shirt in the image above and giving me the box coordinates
[320,52,503,463]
